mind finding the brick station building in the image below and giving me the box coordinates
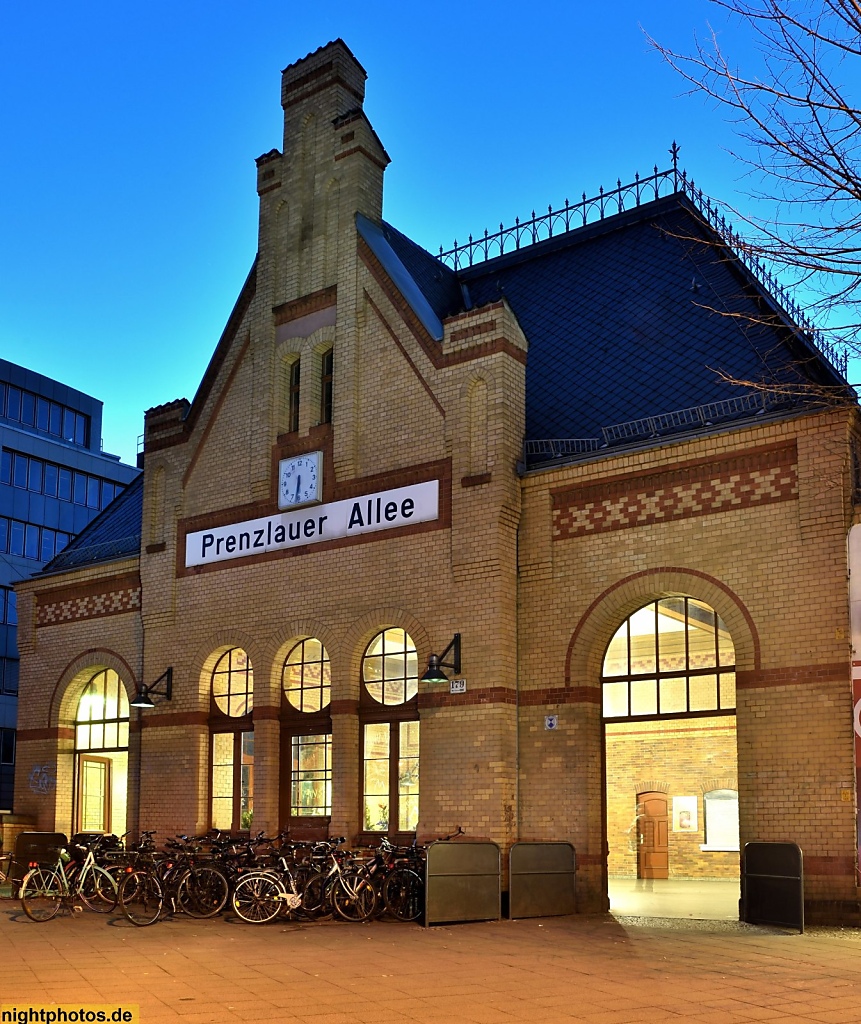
[12,41,861,921]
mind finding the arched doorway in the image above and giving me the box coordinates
[602,597,740,919]
[74,668,130,834]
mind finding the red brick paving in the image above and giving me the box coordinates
[2,904,861,1023]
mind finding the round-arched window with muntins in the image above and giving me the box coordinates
[212,648,253,717]
[283,637,331,712]
[362,628,418,705]
[602,597,736,719]
[75,668,130,750]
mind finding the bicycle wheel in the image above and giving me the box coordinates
[231,872,284,923]
[21,867,63,922]
[119,869,164,926]
[300,871,333,920]
[332,871,377,922]
[178,865,229,918]
[79,865,118,913]
[382,867,424,922]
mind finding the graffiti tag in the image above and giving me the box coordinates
[28,764,57,795]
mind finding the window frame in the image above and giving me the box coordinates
[0,728,15,766]
[288,358,301,433]
[279,637,332,832]
[358,628,420,842]
[74,668,130,753]
[209,647,255,833]
[210,729,254,833]
[601,597,736,722]
[702,788,740,852]
[320,348,333,425]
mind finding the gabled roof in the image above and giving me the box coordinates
[37,474,143,576]
[376,192,850,457]
[48,186,854,577]
[464,194,849,446]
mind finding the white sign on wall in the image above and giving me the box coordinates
[185,480,439,567]
[672,795,698,832]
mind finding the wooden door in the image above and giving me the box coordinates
[637,792,669,879]
[78,755,111,832]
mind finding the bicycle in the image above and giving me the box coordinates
[301,840,377,923]
[0,844,18,898]
[230,844,304,924]
[20,837,118,921]
[378,826,462,922]
[378,839,426,922]
[118,833,229,926]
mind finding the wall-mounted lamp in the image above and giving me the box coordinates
[420,634,461,684]
[130,667,173,710]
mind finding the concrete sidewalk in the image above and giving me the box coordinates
[2,902,861,1024]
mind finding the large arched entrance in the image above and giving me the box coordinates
[602,597,740,919]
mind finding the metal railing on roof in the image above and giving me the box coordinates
[437,143,848,378]
[524,392,776,466]
[600,393,770,445]
[523,438,601,459]
[45,536,140,572]
[437,161,676,270]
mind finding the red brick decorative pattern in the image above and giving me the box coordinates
[37,583,141,627]
[553,442,798,539]
[419,686,517,709]
[736,662,848,689]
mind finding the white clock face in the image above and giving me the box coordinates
[278,451,322,509]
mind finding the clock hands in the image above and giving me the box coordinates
[279,452,321,509]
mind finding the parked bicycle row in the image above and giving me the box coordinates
[15,827,458,927]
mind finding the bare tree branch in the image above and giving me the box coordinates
[648,0,861,353]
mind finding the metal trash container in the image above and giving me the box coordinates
[741,841,803,932]
[509,841,576,919]
[425,840,501,925]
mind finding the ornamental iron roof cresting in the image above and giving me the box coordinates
[437,142,847,379]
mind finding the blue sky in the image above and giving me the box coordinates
[2,1,816,466]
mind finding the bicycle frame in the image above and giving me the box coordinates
[20,842,118,920]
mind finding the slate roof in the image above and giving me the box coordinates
[382,193,850,455]
[37,473,143,575]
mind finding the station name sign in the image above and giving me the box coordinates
[185,480,439,567]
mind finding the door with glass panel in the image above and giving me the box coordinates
[78,756,111,832]
[74,669,129,834]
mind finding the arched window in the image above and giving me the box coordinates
[703,788,740,851]
[362,628,418,706]
[320,348,333,425]
[602,598,736,719]
[210,648,253,831]
[212,648,254,717]
[288,358,301,433]
[360,628,419,836]
[74,668,129,833]
[281,638,332,822]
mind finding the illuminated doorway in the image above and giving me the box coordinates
[74,669,129,834]
[602,598,740,919]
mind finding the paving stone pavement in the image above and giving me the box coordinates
[2,902,861,1024]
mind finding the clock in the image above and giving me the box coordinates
[278,451,322,510]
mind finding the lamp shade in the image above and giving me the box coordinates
[420,654,448,684]
[130,688,155,709]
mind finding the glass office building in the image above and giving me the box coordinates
[0,358,139,810]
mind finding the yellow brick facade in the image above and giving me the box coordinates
[12,41,860,922]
